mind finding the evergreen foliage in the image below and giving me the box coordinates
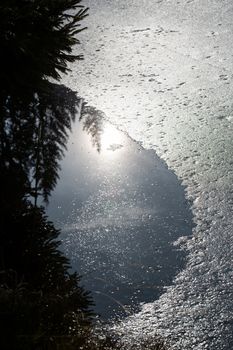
[81,103,104,153]
[0,83,81,203]
[0,1,168,349]
[0,197,94,349]
[0,0,88,202]
[0,0,88,95]
[0,1,98,349]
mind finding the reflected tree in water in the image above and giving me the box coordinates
[0,201,94,349]
[0,90,106,205]
[80,102,104,153]
[0,83,98,348]
[1,82,82,204]
[0,1,98,349]
[0,0,88,204]
[0,1,168,348]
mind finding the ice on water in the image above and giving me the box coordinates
[62,1,233,348]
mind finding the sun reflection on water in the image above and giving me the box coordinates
[101,124,125,153]
[48,112,194,320]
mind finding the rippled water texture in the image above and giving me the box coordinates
[48,115,193,320]
[61,1,233,349]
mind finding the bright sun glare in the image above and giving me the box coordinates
[101,124,124,152]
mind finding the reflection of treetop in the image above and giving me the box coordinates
[0,2,168,348]
[1,83,82,203]
[0,0,89,204]
[0,2,102,349]
[81,102,105,153]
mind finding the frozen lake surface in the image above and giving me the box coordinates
[60,1,233,349]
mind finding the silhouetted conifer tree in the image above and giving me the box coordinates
[0,0,88,95]
[0,83,81,204]
[0,0,87,202]
[0,1,101,349]
[0,195,94,349]
[0,1,167,349]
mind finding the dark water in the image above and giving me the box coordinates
[47,111,193,320]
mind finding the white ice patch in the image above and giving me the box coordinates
[62,0,233,348]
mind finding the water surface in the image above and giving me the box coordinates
[61,1,233,347]
[48,109,193,319]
